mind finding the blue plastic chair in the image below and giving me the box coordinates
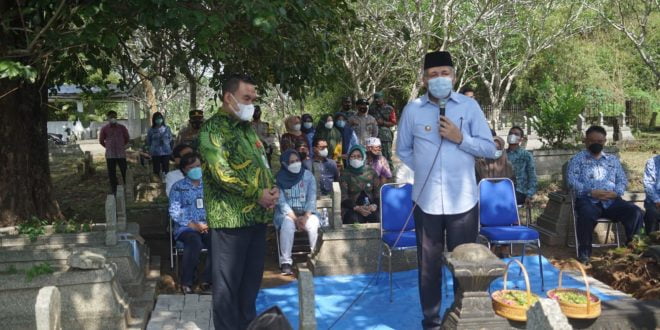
[478,178,544,290]
[376,183,417,302]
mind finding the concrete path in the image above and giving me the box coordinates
[147,294,213,330]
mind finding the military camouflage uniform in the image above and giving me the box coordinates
[369,103,395,166]
[348,114,378,147]
[176,124,201,149]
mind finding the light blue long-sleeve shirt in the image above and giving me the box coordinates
[567,150,627,209]
[396,92,496,215]
[274,170,317,228]
[644,155,660,203]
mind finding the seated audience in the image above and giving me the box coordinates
[567,125,643,264]
[314,114,343,164]
[475,136,514,183]
[340,145,381,224]
[365,137,392,185]
[506,126,537,206]
[301,114,316,150]
[274,150,320,276]
[280,115,308,152]
[311,138,340,196]
[168,153,211,294]
[166,144,194,197]
[295,140,313,171]
[643,155,660,233]
[334,112,358,164]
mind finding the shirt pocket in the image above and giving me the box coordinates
[413,123,441,145]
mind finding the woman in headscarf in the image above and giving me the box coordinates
[340,145,381,224]
[334,112,358,166]
[475,136,515,182]
[314,114,343,164]
[300,114,316,150]
[274,149,320,275]
[280,116,309,153]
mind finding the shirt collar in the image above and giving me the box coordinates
[183,177,204,188]
[585,150,609,160]
[422,91,463,106]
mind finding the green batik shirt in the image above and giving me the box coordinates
[198,112,275,228]
[368,104,395,142]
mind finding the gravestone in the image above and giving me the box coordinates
[67,249,106,270]
[526,298,571,330]
[35,286,61,330]
[441,243,509,329]
[116,186,127,231]
[125,169,135,202]
[105,195,117,246]
[297,264,316,330]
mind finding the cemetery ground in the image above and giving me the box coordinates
[40,133,659,321]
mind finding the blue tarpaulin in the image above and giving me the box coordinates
[256,256,622,330]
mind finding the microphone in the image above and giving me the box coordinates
[439,98,447,118]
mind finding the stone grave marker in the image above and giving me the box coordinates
[105,195,117,246]
[297,264,316,330]
[35,286,61,330]
[116,185,127,231]
[526,298,571,330]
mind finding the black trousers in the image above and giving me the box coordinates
[106,157,127,194]
[644,200,659,233]
[575,197,643,258]
[177,231,211,287]
[151,155,170,175]
[211,224,266,330]
[414,204,478,330]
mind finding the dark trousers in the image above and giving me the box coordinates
[211,224,266,330]
[644,200,659,233]
[515,191,527,206]
[152,155,170,175]
[106,158,127,194]
[414,204,478,330]
[342,207,379,224]
[177,231,211,287]
[575,197,643,258]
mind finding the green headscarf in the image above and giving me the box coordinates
[346,144,367,174]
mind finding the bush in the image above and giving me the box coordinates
[531,83,586,148]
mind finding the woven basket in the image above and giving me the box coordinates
[491,259,539,322]
[547,260,601,319]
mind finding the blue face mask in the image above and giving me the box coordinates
[155,118,164,125]
[336,120,346,128]
[428,76,453,99]
[187,167,202,180]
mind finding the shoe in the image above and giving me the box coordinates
[577,255,590,266]
[181,285,194,294]
[280,263,293,276]
[199,283,212,295]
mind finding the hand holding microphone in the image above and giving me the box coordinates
[437,99,463,144]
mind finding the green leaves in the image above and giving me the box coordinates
[531,82,587,148]
[0,61,37,83]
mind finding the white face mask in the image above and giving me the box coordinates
[318,148,328,158]
[287,161,302,174]
[229,94,255,121]
[303,122,313,129]
[494,150,503,159]
[325,121,334,129]
[292,124,301,131]
[507,134,521,144]
[349,159,364,169]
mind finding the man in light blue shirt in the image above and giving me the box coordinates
[567,125,643,264]
[396,51,495,330]
[643,155,659,233]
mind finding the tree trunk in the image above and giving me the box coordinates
[0,78,62,226]
[189,77,197,111]
[137,70,158,114]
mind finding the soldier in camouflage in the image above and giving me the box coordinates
[369,92,396,168]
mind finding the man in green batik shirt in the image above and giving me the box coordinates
[369,92,396,167]
[198,74,279,330]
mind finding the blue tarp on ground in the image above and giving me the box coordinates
[256,256,622,330]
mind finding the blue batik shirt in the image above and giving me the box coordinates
[567,150,627,209]
[146,125,173,156]
[643,155,660,203]
[168,177,206,239]
[507,148,538,197]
